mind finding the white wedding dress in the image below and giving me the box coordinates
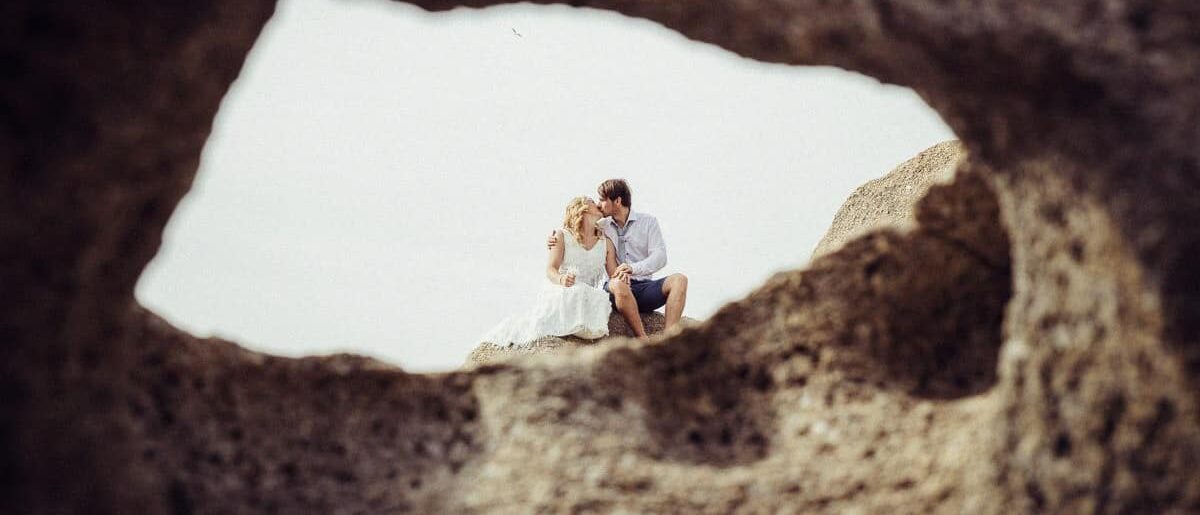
[482,230,612,346]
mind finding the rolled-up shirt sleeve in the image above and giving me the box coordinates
[630,218,667,277]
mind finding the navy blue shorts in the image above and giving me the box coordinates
[605,277,669,313]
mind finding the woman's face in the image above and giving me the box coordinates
[585,199,603,218]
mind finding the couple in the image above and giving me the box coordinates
[483,179,689,346]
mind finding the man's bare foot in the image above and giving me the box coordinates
[662,318,697,338]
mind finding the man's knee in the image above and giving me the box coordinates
[610,280,629,295]
[667,274,688,294]
[610,281,634,301]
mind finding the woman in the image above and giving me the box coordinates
[482,197,625,346]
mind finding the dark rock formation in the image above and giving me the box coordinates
[2,2,279,514]
[3,0,1200,513]
[813,140,963,259]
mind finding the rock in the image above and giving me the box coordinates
[5,0,1200,513]
[465,311,680,368]
[812,141,964,259]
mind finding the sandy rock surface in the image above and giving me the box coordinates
[813,141,964,259]
[465,311,679,367]
[4,0,1200,514]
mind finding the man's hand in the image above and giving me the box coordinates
[546,231,560,251]
[615,263,633,277]
[559,273,576,287]
[612,269,631,284]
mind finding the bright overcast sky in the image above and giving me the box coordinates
[135,0,954,372]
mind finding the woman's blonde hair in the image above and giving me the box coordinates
[563,196,601,244]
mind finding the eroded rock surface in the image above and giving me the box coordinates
[813,140,963,259]
[4,0,1200,513]
[465,311,679,367]
[463,312,672,367]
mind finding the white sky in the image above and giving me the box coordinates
[135,0,954,372]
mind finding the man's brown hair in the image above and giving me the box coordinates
[597,179,632,209]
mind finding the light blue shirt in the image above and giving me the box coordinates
[598,210,667,281]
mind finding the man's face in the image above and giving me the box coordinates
[598,196,617,217]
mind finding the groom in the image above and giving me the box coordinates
[550,179,689,338]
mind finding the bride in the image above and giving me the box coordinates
[483,196,625,346]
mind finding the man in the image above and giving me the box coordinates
[549,179,689,338]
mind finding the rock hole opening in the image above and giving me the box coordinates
[133,1,954,375]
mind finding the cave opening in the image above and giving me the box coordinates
[134,0,961,372]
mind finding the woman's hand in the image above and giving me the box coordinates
[559,273,576,287]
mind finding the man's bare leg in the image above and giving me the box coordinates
[662,273,689,329]
[610,280,647,338]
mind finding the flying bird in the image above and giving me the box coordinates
[512,28,523,38]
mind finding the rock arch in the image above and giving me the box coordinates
[3,0,1199,513]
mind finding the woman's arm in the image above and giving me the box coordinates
[546,230,569,285]
[604,236,620,279]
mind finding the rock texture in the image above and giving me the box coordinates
[465,311,679,367]
[813,141,964,259]
[4,0,1200,514]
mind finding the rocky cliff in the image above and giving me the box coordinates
[813,141,964,259]
[4,1,1200,513]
